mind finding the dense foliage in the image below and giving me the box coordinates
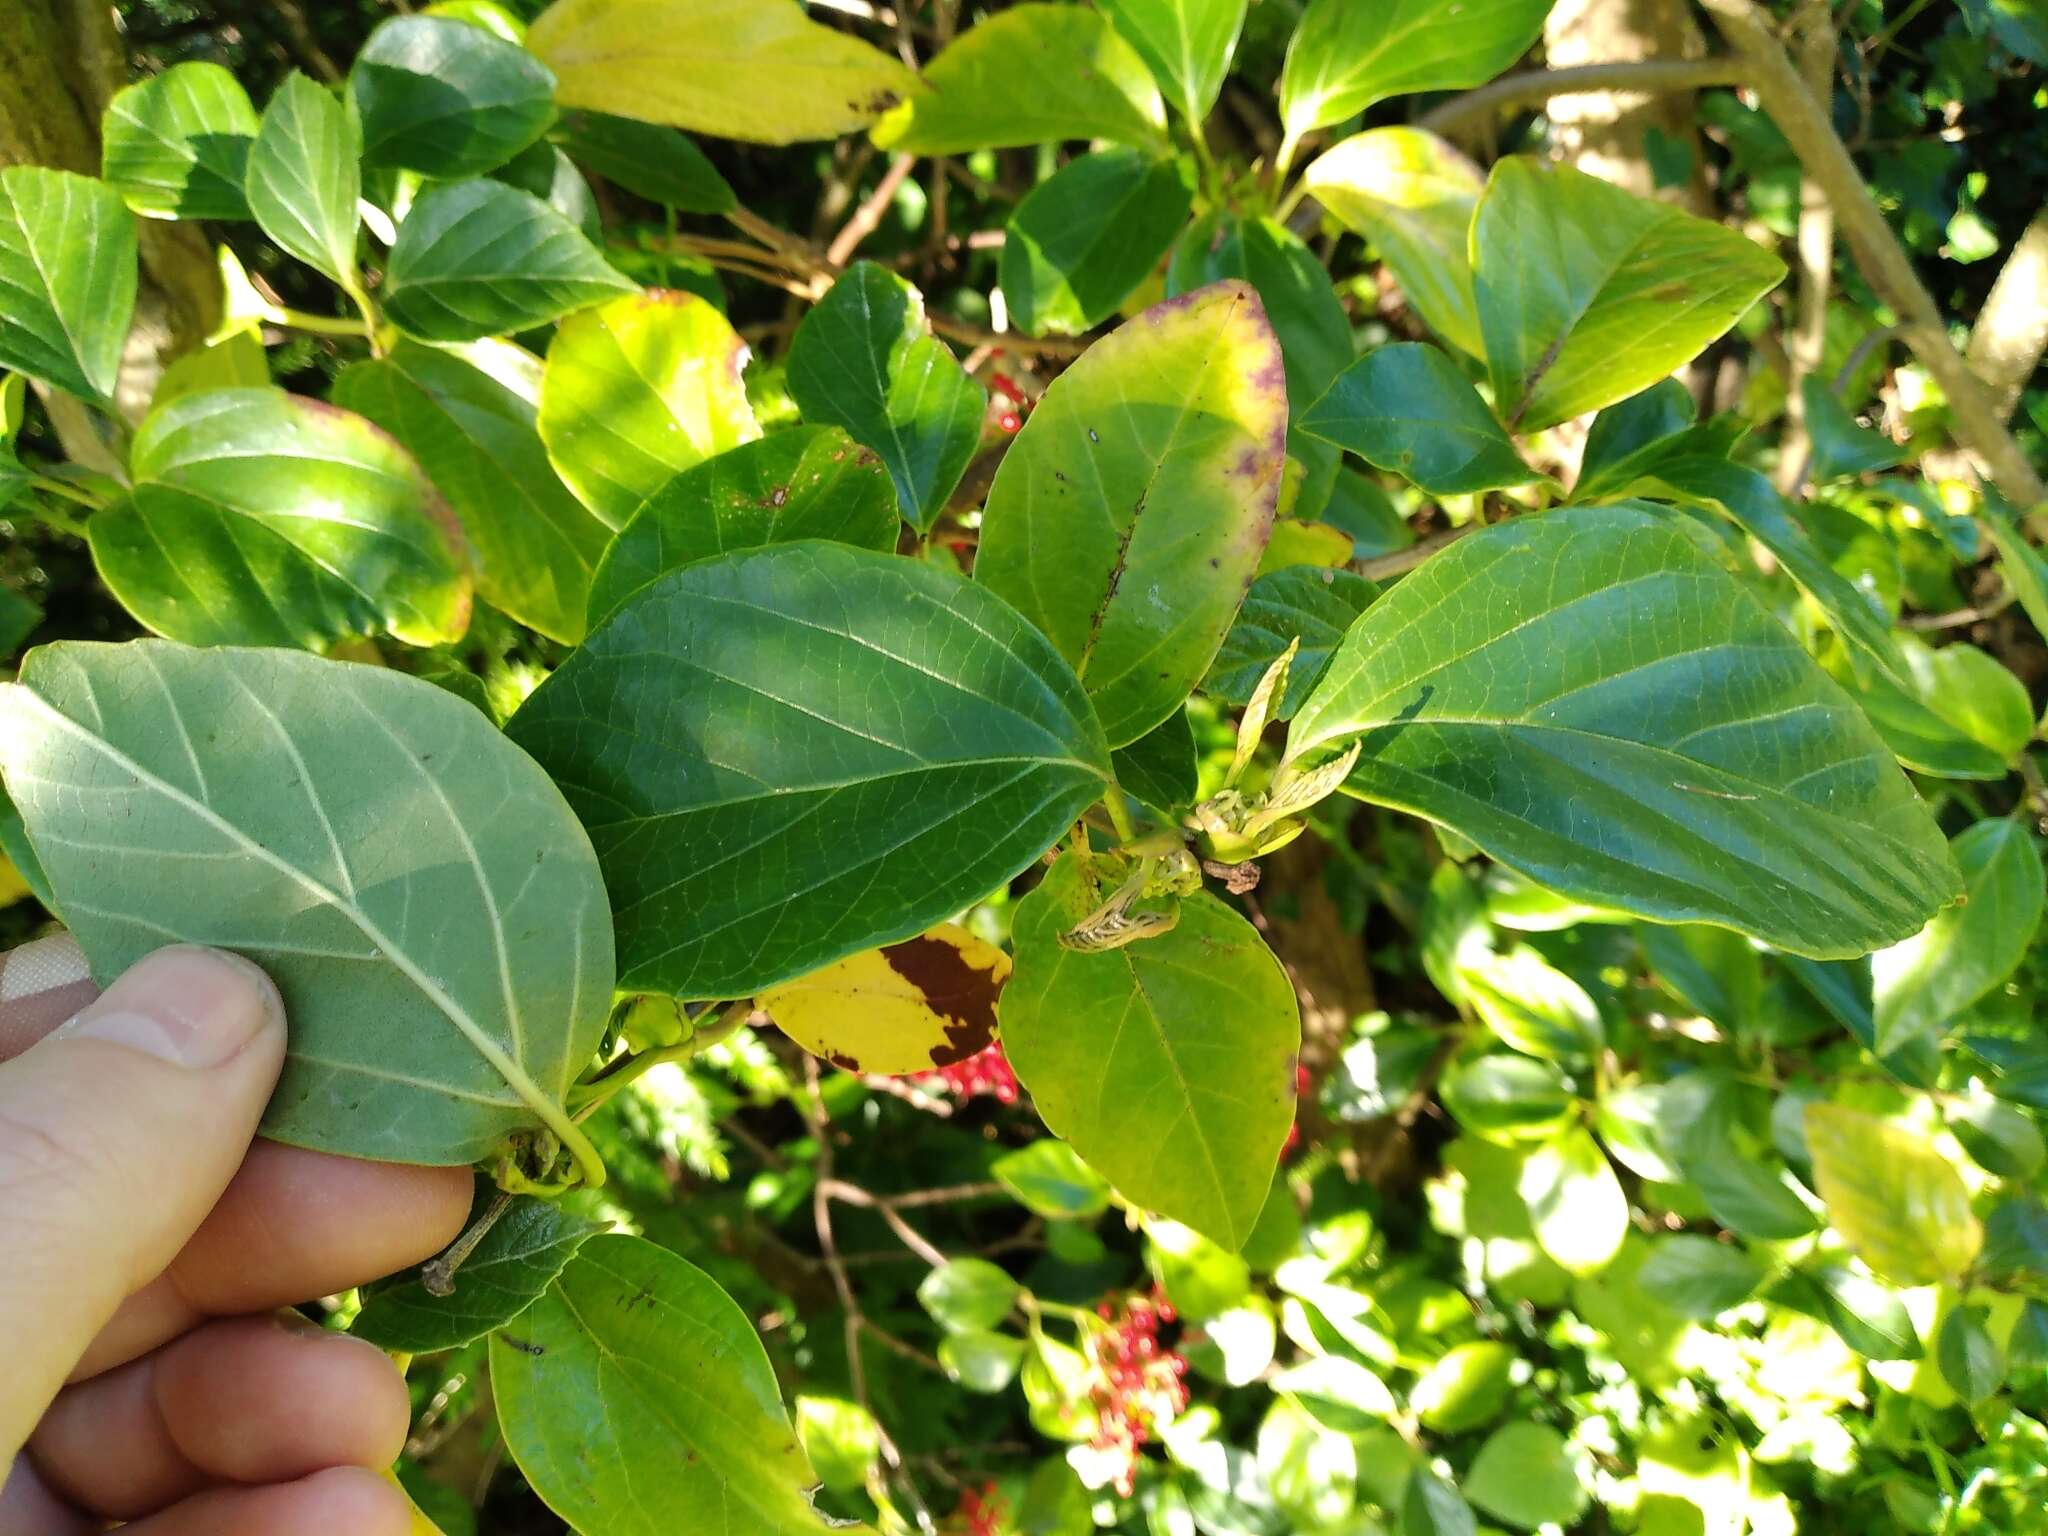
[2,0,2046,1531]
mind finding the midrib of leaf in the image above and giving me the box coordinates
[11,685,597,1172]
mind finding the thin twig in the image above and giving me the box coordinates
[1418,59,1747,136]
[1354,524,1476,581]
[828,154,919,268]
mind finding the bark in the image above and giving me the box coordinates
[0,0,222,433]
[1965,209,2048,427]
[1541,0,1712,206]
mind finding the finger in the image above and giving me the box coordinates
[76,1144,472,1379]
[31,1313,410,1522]
[0,1455,94,1536]
[0,947,285,1458]
[0,934,96,1063]
[114,1466,410,1536]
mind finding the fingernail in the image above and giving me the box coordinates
[55,946,280,1069]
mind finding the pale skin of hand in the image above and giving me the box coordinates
[0,938,472,1535]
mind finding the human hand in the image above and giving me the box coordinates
[0,938,473,1534]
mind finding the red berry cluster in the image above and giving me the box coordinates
[1085,1292,1190,1496]
[952,1481,1008,1536]
[914,1041,1020,1104]
[1281,1063,1314,1160]
[990,370,1030,436]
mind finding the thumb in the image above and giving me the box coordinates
[0,945,285,1458]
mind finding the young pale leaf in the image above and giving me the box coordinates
[351,16,556,178]
[101,62,260,220]
[1872,819,2044,1053]
[1302,343,1539,496]
[509,542,1110,999]
[246,73,363,290]
[351,1183,605,1352]
[978,282,1288,748]
[1474,159,1786,431]
[1001,148,1193,337]
[1204,566,1377,720]
[491,1234,836,1536]
[761,922,1010,1076]
[0,642,616,1170]
[383,179,634,343]
[1804,1104,1982,1286]
[992,1139,1114,1219]
[1518,1125,1627,1276]
[1410,1343,1513,1433]
[587,426,898,624]
[538,290,760,527]
[1288,503,1959,961]
[873,3,1168,154]
[551,108,733,211]
[1304,128,1484,358]
[90,387,470,651]
[1001,851,1300,1249]
[335,342,609,646]
[1278,0,1551,151]
[0,167,138,407]
[151,328,270,412]
[527,0,919,146]
[1099,0,1247,123]
[794,1397,880,1494]
[786,263,985,532]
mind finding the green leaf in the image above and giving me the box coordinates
[919,1257,1023,1333]
[550,108,735,213]
[0,641,615,1171]
[101,62,260,220]
[247,73,363,290]
[1872,819,2043,1052]
[1473,158,1786,432]
[1278,0,1551,151]
[1409,1341,1514,1432]
[1439,1053,1573,1142]
[1204,566,1377,721]
[992,1138,1114,1219]
[587,426,899,625]
[538,289,761,526]
[1464,1422,1588,1532]
[786,262,985,533]
[491,1234,833,1535]
[1111,707,1200,813]
[1636,922,1761,1032]
[1983,500,2048,646]
[1147,1217,1251,1319]
[1616,456,1908,691]
[1577,379,1697,492]
[383,179,634,343]
[1302,343,1539,496]
[509,542,1110,998]
[1099,0,1247,123]
[875,3,1168,154]
[940,1330,1028,1393]
[0,167,137,407]
[1948,1090,2047,1180]
[1001,850,1301,1249]
[351,16,556,177]
[1801,377,1903,484]
[1790,1265,1922,1360]
[1804,1103,1982,1286]
[1288,503,1959,961]
[1403,1468,1477,1536]
[1656,1073,1817,1240]
[1936,1304,2005,1404]
[334,342,610,646]
[89,387,471,651]
[152,328,270,412]
[794,1397,880,1494]
[1519,1125,1627,1275]
[1462,945,1602,1062]
[1002,149,1193,337]
[351,1183,605,1351]
[1904,640,2035,762]
[1304,128,1484,358]
[528,0,921,146]
[1634,1234,1767,1319]
[978,282,1288,747]
[1274,1355,1396,1433]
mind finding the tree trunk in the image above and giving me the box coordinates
[0,0,221,434]
[1542,0,1712,206]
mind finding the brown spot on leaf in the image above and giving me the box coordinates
[881,934,1003,1067]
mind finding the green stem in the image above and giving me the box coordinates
[27,474,107,511]
[1102,789,1137,847]
[273,305,371,338]
[1271,128,1304,198]
[569,999,752,1118]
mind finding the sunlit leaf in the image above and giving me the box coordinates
[762,922,1010,1076]
[101,62,259,220]
[351,15,556,177]
[1804,1103,1982,1286]
[0,167,137,406]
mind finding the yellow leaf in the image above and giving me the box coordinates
[761,922,1010,1075]
[528,0,923,147]
[1804,1104,1982,1287]
[1258,517,1353,575]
